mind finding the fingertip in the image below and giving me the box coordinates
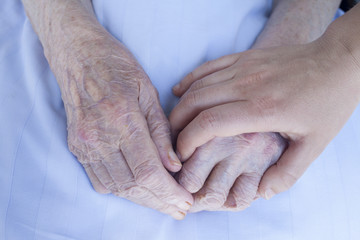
[159,149,183,173]
[167,150,183,172]
[258,142,311,199]
[172,84,182,97]
[258,163,295,200]
[94,185,111,194]
[257,165,278,199]
[176,132,192,162]
[171,211,187,220]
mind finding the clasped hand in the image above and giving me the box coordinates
[63,32,286,218]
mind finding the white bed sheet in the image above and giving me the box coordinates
[0,0,359,239]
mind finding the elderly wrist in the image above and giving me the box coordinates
[23,0,103,67]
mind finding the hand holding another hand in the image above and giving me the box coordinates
[170,34,360,200]
[177,133,286,212]
[54,31,193,219]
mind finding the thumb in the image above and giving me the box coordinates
[258,139,319,200]
[145,101,183,173]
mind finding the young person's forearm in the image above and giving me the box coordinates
[253,0,341,48]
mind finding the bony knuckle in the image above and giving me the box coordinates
[149,119,170,136]
[202,191,227,208]
[234,197,252,210]
[121,184,148,199]
[263,134,287,161]
[179,168,203,193]
[232,187,256,209]
[183,90,200,107]
[134,163,161,187]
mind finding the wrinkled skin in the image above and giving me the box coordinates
[22,0,345,217]
[60,35,193,219]
[170,0,339,212]
[177,133,286,212]
[170,33,360,201]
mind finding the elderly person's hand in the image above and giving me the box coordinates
[177,133,286,212]
[170,4,360,201]
[22,0,193,219]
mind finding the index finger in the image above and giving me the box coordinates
[117,109,193,210]
[176,101,279,160]
[173,54,239,96]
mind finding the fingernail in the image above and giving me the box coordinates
[264,189,275,200]
[168,151,182,167]
[178,201,192,211]
[172,211,186,220]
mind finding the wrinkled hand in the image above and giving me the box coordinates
[177,132,286,212]
[59,35,192,219]
[170,35,360,200]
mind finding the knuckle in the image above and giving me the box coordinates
[234,133,261,147]
[94,188,111,194]
[233,192,253,210]
[134,162,162,187]
[178,167,203,193]
[263,133,287,162]
[183,90,200,107]
[120,184,148,199]
[148,118,170,137]
[190,79,204,91]
[203,190,227,208]
[232,178,258,209]
[198,110,219,131]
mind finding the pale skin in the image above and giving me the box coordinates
[21,0,344,218]
[171,2,360,203]
[172,0,342,212]
[22,0,192,220]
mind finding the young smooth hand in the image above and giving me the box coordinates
[170,31,360,200]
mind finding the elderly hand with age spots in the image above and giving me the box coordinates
[22,0,193,220]
[174,133,286,212]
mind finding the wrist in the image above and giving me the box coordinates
[321,6,360,100]
[252,0,340,49]
[23,0,107,65]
